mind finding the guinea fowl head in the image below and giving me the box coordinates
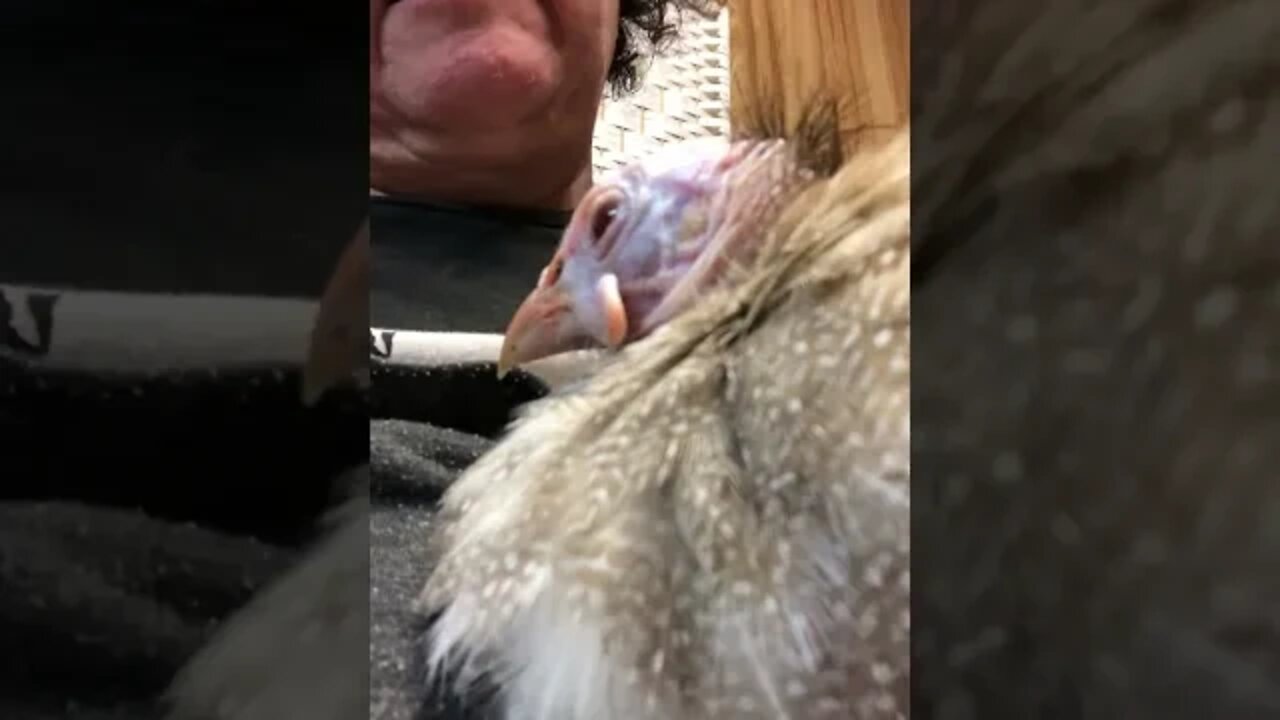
[497,135,820,377]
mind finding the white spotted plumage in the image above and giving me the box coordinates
[419,130,910,720]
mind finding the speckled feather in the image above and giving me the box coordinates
[913,0,1280,717]
[417,122,909,719]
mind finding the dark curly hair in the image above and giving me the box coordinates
[608,0,718,96]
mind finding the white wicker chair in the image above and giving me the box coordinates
[592,7,731,176]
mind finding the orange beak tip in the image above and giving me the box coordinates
[499,288,550,378]
[496,338,518,379]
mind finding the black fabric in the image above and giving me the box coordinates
[0,195,559,719]
[369,195,560,719]
[1,5,368,717]
[0,361,367,719]
[371,195,569,332]
[1,3,378,718]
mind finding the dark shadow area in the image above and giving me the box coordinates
[0,2,367,717]
[0,0,366,295]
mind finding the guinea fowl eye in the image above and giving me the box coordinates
[590,195,623,245]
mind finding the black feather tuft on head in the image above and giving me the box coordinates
[732,94,846,177]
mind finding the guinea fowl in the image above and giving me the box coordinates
[417,105,910,720]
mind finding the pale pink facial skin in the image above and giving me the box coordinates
[370,0,620,210]
[498,138,791,375]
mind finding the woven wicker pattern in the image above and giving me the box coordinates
[591,7,731,176]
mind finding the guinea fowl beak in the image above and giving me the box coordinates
[498,181,639,379]
[302,224,369,406]
[497,284,575,379]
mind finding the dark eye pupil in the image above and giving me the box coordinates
[591,199,620,242]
